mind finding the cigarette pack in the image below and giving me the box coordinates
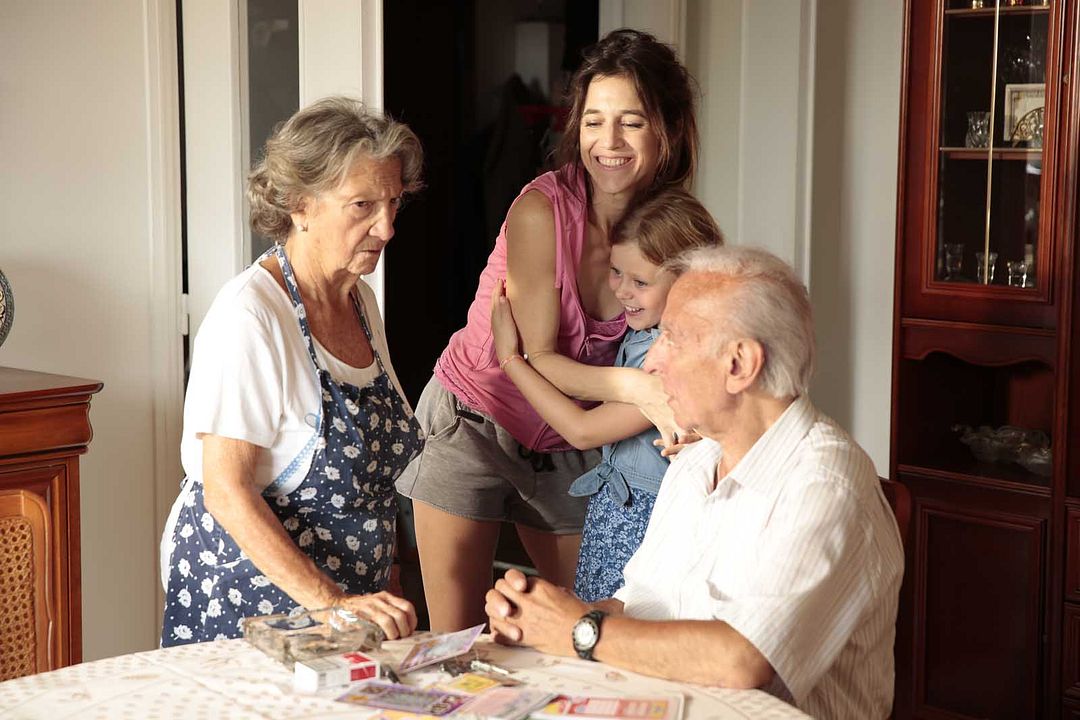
[294,650,381,693]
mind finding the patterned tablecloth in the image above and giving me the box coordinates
[0,634,808,720]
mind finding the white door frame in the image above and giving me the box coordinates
[181,0,249,338]
[145,0,185,631]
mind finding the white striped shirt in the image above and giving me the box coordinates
[614,395,903,720]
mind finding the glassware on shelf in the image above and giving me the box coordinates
[1007,259,1028,287]
[955,424,1051,475]
[944,243,965,280]
[1016,446,1052,477]
[1010,106,1044,147]
[1002,33,1047,85]
[958,427,1009,463]
[1024,243,1036,286]
[965,111,991,148]
[975,251,998,284]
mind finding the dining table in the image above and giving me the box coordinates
[0,633,809,719]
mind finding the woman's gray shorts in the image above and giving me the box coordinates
[395,376,596,533]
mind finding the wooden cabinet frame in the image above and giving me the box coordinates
[891,1,1080,717]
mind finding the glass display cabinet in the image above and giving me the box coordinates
[892,1,1080,718]
[936,1,1050,294]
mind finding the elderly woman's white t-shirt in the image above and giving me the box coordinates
[160,263,410,588]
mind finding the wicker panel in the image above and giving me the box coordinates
[0,516,37,680]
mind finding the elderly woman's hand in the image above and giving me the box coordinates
[330,591,418,640]
[490,278,523,365]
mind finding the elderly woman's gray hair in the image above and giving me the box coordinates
[248,96,424,241]
[670,245,815,398]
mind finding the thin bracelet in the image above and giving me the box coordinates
[500,353,524,370]
[524,350,555,362]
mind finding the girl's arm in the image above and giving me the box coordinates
[503,193,679,445]
[492,279,650,450]
[529,353,677,439]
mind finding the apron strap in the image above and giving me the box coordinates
[273,243,389,378]
[348,291,388,376]
[272,244,324,370]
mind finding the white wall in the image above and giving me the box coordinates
[684,0,741,238]
[807,0,902,473]
[685,0,902,473]
[0,0,168,659]
[685,0,815,274]
[600,0,684,47]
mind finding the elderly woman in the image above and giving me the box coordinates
[160,97,423,646]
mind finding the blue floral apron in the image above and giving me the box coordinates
[161,246,423,646]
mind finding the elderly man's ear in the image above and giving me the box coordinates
[723,339,765,394]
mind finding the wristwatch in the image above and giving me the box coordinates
[571,609,607,661]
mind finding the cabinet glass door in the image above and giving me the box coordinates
[936,0,1050,289]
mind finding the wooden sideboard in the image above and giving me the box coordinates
[0,367,102,680]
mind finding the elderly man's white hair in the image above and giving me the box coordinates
[669,245,815,399]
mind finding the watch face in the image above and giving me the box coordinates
[573,618,598,650]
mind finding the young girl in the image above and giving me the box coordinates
[491,188,723,601]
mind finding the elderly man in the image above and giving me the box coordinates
[485,246,904,720]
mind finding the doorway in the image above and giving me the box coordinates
[382,0,599,626]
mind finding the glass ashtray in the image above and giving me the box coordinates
[242,607,385,668]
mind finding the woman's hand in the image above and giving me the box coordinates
[490,278,523,364]
[330,591,418,640]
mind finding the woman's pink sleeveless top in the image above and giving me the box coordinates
[434,165,626,451]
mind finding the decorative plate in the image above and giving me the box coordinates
[1010,105,1044,148]
[0,268,13,347]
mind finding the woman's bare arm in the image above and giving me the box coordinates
[504,191,562,357]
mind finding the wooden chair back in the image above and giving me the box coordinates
[0,489,52,680]
[880,477,911,550]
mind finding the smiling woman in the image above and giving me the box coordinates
[159,97,426,647]
[395,29,702,633]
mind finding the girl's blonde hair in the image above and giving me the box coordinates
[612,188,724,267]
